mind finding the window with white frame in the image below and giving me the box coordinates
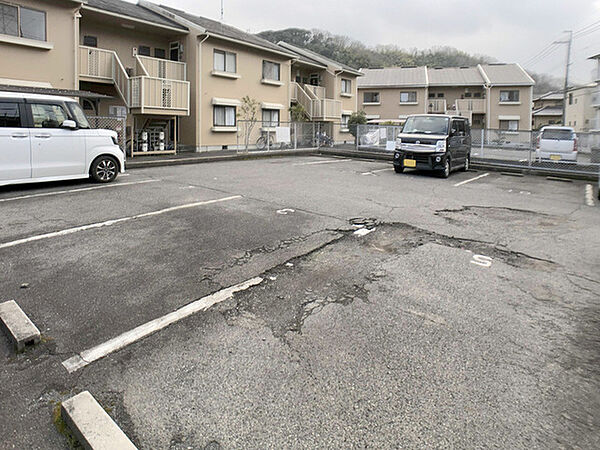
[213,105,236,127]
[262,60,280,81]
[214,49,236,73]
[363,92,379,103]
[341,79,351,94]
[341,114,350,129]
[499,90,520,102]
[262,109,279,128]
[0,2,46,41]
[499,119,519,131]
[400,91,417,103]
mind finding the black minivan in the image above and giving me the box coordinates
[393,114,471,178]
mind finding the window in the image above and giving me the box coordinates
[341,79,351,94]
[262,109,279,128]
[499,90,519,102]
[428,93,435,99]
[568,93,573,105]
[154,48,166,59]
[263,60,280,81]
[499,119,519,131]
[341,114,350,129]
[83,35,97,47]
[0,3,46,41]
[169,42,180,61]
[363,92,380,103]
[309,73,319,86]
[437,93,444,98]
[138,45,151,56]
[0,3,17,36]
[0,102,20,127]
[214,49,236,73]
[474,92,482,98]
[452,120,466,136]
[30,103,68,128]
[400,91,417,103]
[67,102,90,129]
[464,92,472,98]
[213,105,236,127]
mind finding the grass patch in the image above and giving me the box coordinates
[52,402,83,449]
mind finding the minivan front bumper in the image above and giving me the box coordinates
[393,150,447,170]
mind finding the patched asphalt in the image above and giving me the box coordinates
[1,156,599,449]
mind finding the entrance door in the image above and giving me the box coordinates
[28,102,85,178]
[0,101,31,181]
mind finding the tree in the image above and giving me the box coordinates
[289,104,308,122]
[237,96,260,152]
[348,111,368,142]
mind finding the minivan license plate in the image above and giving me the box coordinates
[404,159,416,167]
[550,154,561,161]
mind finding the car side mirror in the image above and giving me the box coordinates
[62,120,78,130]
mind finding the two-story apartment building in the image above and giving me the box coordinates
[358,63,535,131]
[0,0,362,154]
[532,92,563,129]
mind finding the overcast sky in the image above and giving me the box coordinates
[149,0,600,84]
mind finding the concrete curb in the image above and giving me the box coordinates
[61,391,137,450]
[125,148,319,170]
[0,300,40,352]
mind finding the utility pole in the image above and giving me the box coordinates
[554,30,572,126]
[220,0,224,22]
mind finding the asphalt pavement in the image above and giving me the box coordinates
[1,156,599,449]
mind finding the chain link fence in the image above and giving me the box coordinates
[356,124,600,176]
[87,116,127,153]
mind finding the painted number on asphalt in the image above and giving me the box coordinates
[277,208,296,215]
[470,254,492,268]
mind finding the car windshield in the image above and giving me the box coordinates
[402,116,449,135]
[541,129,574,140]
[67,102,91,129]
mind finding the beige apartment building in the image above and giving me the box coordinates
[0,0,361,154]
[358,63,535,131]
[532,92,563,130]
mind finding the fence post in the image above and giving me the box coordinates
[528,130,533,170]
[356,124,359,151]
[317,122,321,149]
[480,128,484,158]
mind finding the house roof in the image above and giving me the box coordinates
[358,63,535,88]
[278,42,362,76]
[158,5,295,57]
[358,67,428,88]
[0,85,112,99]
[84,0,188,31]
[427,66,484,86]
[478,63,535,86]
[533,91,564,102]
[532,106,563,117]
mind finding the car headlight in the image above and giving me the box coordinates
[436,140,446,152]
[111,136,119,146]
[395,138,402,149]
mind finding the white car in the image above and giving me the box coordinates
[0,92,125,187]
[535,126,577,162]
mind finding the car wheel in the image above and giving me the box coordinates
[440,158,451,178]
[91,156,118,183]
[394,165,404,173]
[462,154,470,171]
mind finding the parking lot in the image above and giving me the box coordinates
[1,155,599,448]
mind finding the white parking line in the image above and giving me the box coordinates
[292,159,351,166]
[361,167,394,175]
[62,276,263,373]
[453,172,489,187]
[0,195,242,250]
[585,184,595,207]
[0,179,158,203]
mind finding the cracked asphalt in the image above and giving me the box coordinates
[0,155,599,449]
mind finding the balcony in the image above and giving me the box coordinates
[427,99,446,113]
[455,98,486,114]
[590,117,600,130]
[79,46,189,116]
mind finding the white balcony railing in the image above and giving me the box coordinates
[428,99,447,113]
[79,46,189,115]
[455,98,486,113]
